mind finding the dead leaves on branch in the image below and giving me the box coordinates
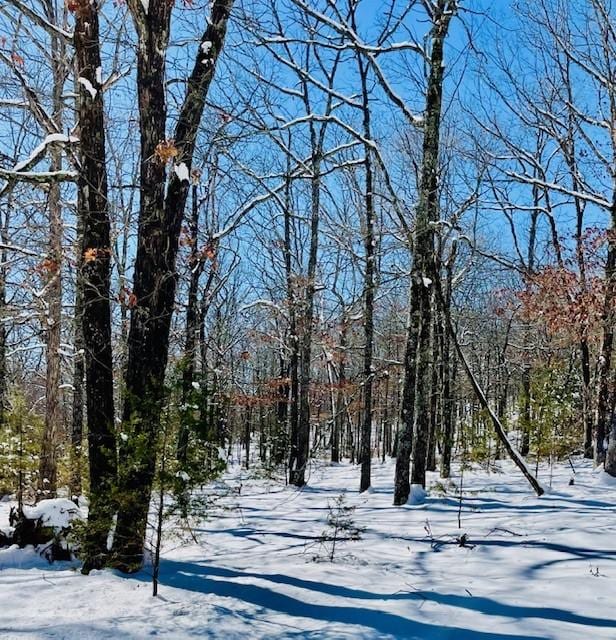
[118,286,137,309]
[65,0,85,15]
[34,258,60,277]
[154,139,179,164]
[518,267,605,343]
[179,229,218,264]
[190,168,202,185]
[10,52,24,67]
[83,247,111,264]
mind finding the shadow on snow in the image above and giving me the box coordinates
[131,558,616,638]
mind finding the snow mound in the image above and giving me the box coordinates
[23,499,84,529]
[0,544,44,569]
[408,483,427,505]
[596,470,616,487]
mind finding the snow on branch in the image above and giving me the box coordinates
[0,168,77,184]
[0,134,78,190]
[287,0,425,126]
[12,134,79,173]
[3,0,73,43]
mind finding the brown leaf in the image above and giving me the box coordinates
[155,139,179,163]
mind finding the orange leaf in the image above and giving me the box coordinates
[155,139,179,163]
[83,248,98,263]
[11,52,24,67]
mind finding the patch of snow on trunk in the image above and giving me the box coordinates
[78,77,97,99]
[174,162,190,182]
[408,483,427,505]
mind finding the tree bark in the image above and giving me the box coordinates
[290,153,320,487]
[70,251,84,499]
[177,182,205,467]
[598,207,616,470]
[112,0,233,571]
[38,24,64,500]
[358,48,376,493]
[74,0,118,572]
[394,1,454,503]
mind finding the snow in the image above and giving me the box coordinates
[1,459,616,639]
[78,77,97,99]
[408,482,427,505]
[174,162,190,182]
[422,276,433,288]
[596,470,616,487]
[140,0,149,13]
[201,40,213,55]
[13,134,78,172]
[23,498,83,530]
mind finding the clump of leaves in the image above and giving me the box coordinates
[154,139,179,163]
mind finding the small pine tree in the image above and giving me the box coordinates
[315,493,363,562]
[0,393,43,503]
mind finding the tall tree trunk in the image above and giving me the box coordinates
[561,53,593,459]
[0,254,6,423]
[440,292,455,480]
[520,198,539,457]
[283,159,300,477]
[112,0,233,571]
[426,295,440,473]
[274,351,288,465]
[358,48,376,493]
[0,206,8,421]
[290,155,320,487]
[70,250,84,499]
[394,298,418,503]
[177,182,204,466]
[74,0,118,572]
[581,339,593,458]
[38,3,65,499]
[394,1,454,503]
[598,206,616,470]
[332,320,347,464]
[39,172,62,500]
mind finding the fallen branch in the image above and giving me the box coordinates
[434,263,545,497]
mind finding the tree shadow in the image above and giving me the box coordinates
[132,558,564,639]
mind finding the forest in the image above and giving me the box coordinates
[0,0,615,638]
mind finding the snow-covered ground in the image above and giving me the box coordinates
[1,458,615,639]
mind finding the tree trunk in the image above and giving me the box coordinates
[598,206,616,470]
[290,154,320,487]
[332,321,347,464]
[74,0,118,572]
[38,2,66,499]
[426,300,440,472]
[358,50,376,493]
[177,183,204,466]
[394,2,454,503]
[112,0,233,572]
[38,155,62,501]
[282,156,300,476]
[70,256,84,499]
[581,339,593,458]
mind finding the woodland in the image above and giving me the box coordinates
[0,1,615,638]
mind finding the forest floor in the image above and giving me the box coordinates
[1,456,615,639]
